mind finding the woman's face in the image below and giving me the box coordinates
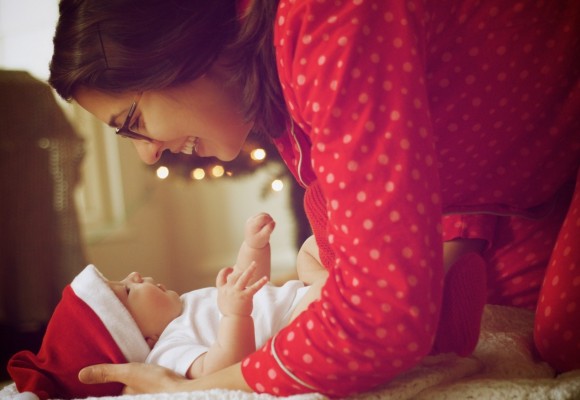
[75,65,253,164]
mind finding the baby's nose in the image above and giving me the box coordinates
[142,276,155,285]
[129,271,143,283]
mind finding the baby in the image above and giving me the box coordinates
[8,213,327,400]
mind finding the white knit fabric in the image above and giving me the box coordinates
[71,265,150,363]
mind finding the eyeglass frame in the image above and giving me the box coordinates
[115,93,154,142]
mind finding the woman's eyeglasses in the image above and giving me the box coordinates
[115,93,154,142]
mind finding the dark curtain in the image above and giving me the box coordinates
[0,71,86,379]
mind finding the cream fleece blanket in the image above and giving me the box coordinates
[2,305,579,399]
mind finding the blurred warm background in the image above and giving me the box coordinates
[0,0,307,382]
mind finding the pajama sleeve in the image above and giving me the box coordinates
[241,1,444,397]
[443,214,498,250]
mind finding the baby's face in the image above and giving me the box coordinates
[108,272,182,345]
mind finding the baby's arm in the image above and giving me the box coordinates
[234,212,275,285]
[289,236,329,321]
[187,263,267,378]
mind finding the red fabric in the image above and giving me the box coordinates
[534,170,580,373]
[242,0,580,396]
[482,182,575,311]
[442,214,498,250]
[303,180,335,269]
[8,286,126,399]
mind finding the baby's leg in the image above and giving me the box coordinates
[287,236,329,321]
[295,236,326,284]
[288,274,327,322]
[234,213,275,285]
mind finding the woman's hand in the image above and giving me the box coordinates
[79,362,252,394]
[79,362,186,395]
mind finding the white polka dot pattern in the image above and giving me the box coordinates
[241,0,580,397]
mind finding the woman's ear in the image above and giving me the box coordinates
[145,335,159,349]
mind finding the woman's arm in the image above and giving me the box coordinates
[241,1,443,396]
[78,362,250,395]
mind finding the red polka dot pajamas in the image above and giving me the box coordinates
[241,0,580,396]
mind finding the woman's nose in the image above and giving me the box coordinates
[132,140,166,165]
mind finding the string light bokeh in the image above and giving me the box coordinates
[151,131,288,195]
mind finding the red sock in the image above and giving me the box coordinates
[432,252,487,356]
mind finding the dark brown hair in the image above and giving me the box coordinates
[49,0,288,137]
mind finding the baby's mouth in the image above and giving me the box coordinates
[181,136,199,155]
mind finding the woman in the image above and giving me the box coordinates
[49,0,580,397]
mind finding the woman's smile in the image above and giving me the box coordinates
[180,136,199,155]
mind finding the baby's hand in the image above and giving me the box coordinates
[216,262,268,317]
[244,212,275,249]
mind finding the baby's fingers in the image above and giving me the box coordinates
[233,261,258,289]
[216,266,234,288]
[246,275,269,295]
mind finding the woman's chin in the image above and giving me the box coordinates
[214,148,243,162]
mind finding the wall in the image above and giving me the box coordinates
[0,0,301,294]
[0,0,57,79]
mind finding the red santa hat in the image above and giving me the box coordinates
[7,264,150,399]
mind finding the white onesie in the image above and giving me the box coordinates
[146,280,308,376]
